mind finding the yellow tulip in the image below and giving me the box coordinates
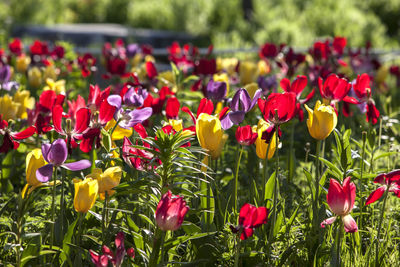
[244,83,259,99]
[216,57,238,76]
[22,149,46,198]
[104,119,133,140]
[254,119,277,160]
[73,178,99,213]
[239,61,258,85]
[258,60,270,76]
[0,94,20,121]
[28,67,42,88]
[213,73,230,96]
[16,55,31,73]
[13,90,35,119]
[43,78,65,94]
[304,100,337,140]
[43,64,57,81]
[166,119,183,132]
[87,167,122,199]
[196,113,228,159]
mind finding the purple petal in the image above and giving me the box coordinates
[239,89,252,112]
[221,115,234,130]
[120,107,152,129]
[36,164,54,182]
[249,89,262,111]
[62,160,91,171]
[0,65,11,84]
[41,143,52,163]
[47,139,68,165]
[228,111,245,125]
[108,95,122,110]
[230,89,242,112]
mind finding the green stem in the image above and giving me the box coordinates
[160,230,166,265]
[102,192,109,245]
[234,235,241,267]
[314,140,322,229]
[234,146,244,217]
[59,168,66,240]
[75,212,84,246]
[269,129,279,242]
[288,121,295,182]
[149,228,164,267]
[50,167,58,249]
[335,220,343,266]
[374,185,390,267]
[261,141,272,205]
[358,132,367,232]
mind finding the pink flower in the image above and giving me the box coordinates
[155,191,189,231]
[230,203,268,240]
[321,177,358,233]
[365,170,400,205]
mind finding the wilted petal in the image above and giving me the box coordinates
[320,216,337,228]
[62,160,91,171]
[36,163,54,182]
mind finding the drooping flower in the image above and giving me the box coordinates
[365,170,400,205]
[155,191,189,231]
[321,177,358,233]
[304,100,337,140]
[231,203,268,240]
[73,178,98,213]
[36,139,91,182]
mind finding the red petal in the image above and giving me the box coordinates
[52,105,65,134]
[239,203,253,227]
[146,61,158,79]
[291,75,308,96]
[280,78,291,92]
[12,126,36,140]
[165,97,180,119]
[99,100,116,125]
[365,186,386,205]
[240,227,254,240]
[73,108,90,134]
[251,207,268,228]
[196,98,213,118]
[133,123,148,138]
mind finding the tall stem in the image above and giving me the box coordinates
[101,192,109,245]
[358,132,367,231]
[50,167,58,249]
[234,235,241,267]
[374,185,390,267]
[314,140,322,229]
[335,220,343,266]
[59,168,66,240]
[269,130,279,242]
[149,228,164,267]
[234,146,244,216]
[261,141,272,205]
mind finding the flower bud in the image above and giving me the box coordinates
[196,113,227,159]
[155,191,189,231]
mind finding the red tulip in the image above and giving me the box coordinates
[318,74,356,104]
[9,38,23,56]
[235,125,257,146]
[231,203,268,240]
[165,97,180,119]
[321,177,358,233]
[257,92,296,142]
[352,73,380,125]
[259,43,279,59]
[366,170,400,205]
[332,37,347,56]
[0,115,36,153]
[146,61,158,79]
[155,191,189,231]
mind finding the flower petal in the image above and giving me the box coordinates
[365,186,386,205]
[320,216,337,228]
[36,164,54,182]
[342,214,358,233]
[62,160,91,171]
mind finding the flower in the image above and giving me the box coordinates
[89,232,135,267]
[220,88,262,129]
[196,113,228,159]
[36,139,91,182]
[231,203,268,240]
[239,61,258,85]
[213,73,230,96]
[73,178,98,213]
[145,61,158,79]
[318,74,356,104]
[0,94,20,121]
[43,78,66,94]
[304,100,337,140]
[253,119,277,160]
[365,170,400,205]
[155,191,189,231]
[21,148,46,198]
[87,167,122,199]
[235,125,257,146]
[27,67,42,88]
[13,90,35,119]
[0,115,36,154]
[205,79,227,102]
[352,73,380,125]
[9,38,23,56]
[165,97,180,119]
[123,87,148,108]
[321,177,358,233]
[16,55,31,73]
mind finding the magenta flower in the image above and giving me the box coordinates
[230,203,268,240]
[366,170,400,205]
[155,191,189,231]
[321,177,358,233]
[36,139,91,182]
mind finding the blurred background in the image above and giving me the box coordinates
[0,0,399,49]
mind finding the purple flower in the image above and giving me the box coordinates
[123,87,148,107]
[0,65,19,91]
[221,88,262,129]
[36,139,91,182]
[126,43,139,58]
[206,79,227,102]
[118,107,153,129]
[258,75,277,95]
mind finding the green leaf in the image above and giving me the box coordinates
[318,157,342,179]
[60,217,78,264]
[264,171,276,209]
[200,178,214,226]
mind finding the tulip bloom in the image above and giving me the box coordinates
[321,177,358,233]
[206,79,227,102]
[365,170,400,205]
[352,73,380,125]
[22,149,46,198]
[0,115,36,154]
[231,203,268,240]
[165,97,180,119]
[253,119,277,160]
[258,92,296,142]
[304,100,337,140]
[36,139,91,182]
[236,125,257,146]
[87,167,122,199]
[155,191,189,231]
[318,74,357,104]
[73,178,98,213]
[196,113,228,159]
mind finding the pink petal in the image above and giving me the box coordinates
[320,216,337,228]
[73,108,90,134]
[365,186,386,205]
[342,214,358,233]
